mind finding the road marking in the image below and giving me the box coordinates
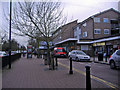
[58,62,119,89]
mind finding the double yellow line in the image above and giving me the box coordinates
[58,62,119,89]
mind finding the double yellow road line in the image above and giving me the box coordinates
[58,62,119,89]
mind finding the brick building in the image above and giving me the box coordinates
[52,20,78,52]
[53,8,120,56]
[73,8,120,56]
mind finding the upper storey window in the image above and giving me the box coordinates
[103,18,109,23]
[94,18,100,23]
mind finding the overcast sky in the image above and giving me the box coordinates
[0,0,119,46]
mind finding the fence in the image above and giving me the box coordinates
[2,53,21,68]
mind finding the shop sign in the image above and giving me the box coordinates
[93,42,105,46]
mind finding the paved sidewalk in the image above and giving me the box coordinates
[2,56,111,89]
[91,57,110,65]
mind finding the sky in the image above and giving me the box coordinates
[0,0,119,46]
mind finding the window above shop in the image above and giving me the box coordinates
[104,29,110,34]
[103,18,109,23]
[94,18,100,23]
[79,34,81,39]
[83,32,87,37]
[94,29,101,34]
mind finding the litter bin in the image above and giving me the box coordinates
[98,52,103,61]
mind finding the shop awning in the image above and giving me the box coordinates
[55,38,78,45]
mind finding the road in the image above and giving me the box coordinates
[57,58,120,89]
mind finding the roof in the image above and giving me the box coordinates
[54,36,120,45]
[79,8,120,25]
[53,20,78,34]
[77,36,120,44]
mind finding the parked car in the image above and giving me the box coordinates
[69,50,90,61]
[11,51,17,55]
[109,50,120,69]
[54,47,67,57]
[0,51,7,57]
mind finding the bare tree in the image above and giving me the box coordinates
[11,0,66,65]
[0,29,8,44]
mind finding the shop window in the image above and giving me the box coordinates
[81,45,88,50]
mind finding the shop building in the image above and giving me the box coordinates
[53,8,120,56]
[73,8,120,56]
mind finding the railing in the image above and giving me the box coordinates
[1,53,21,68]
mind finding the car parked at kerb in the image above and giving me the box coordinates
[109,49,120,69]
[69,50,90,61]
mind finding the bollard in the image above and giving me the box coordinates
[69,58,73,74]
[52,56,55,70]
[85,65,91,90]
[55,57,58,66]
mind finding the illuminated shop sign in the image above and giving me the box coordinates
[93,42,105,46]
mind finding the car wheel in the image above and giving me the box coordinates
[110,61,116,69]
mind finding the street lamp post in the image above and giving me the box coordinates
[8,0,12,69]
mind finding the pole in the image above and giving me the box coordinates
[52,57,54,70]
[9,0,12,69]
[69,58,73,74]
[55,57,58,66]
[85,65,91,90]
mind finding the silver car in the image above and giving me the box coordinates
[69,50,90,61]
[109,50,120,69]
[0,51,7,57]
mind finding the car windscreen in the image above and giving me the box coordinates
[76,51,86,55]
[56,49,65,52]
[116,50,120,56]
[0,53,6,56]
[0,53,2,55]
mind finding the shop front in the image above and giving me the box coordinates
[93,42,105,56]
[55,38,78,53]
[106,40,120,56]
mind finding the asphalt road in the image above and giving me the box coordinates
[57,58,120,89]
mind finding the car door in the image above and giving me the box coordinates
[116,50,120,61]
[70,51,76,60]
[72,51,77,60]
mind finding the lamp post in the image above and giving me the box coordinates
[8,0,12,69]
